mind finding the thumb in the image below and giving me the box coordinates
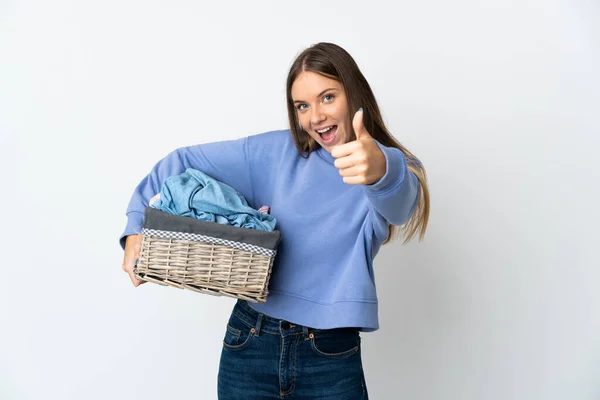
[352,108,369,140]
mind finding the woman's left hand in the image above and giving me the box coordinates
[331,109,386,185]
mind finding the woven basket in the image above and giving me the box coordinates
[133,207,281,303]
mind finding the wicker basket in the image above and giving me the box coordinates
[133,207,281,303]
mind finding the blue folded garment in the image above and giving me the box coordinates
[150,168,277,232]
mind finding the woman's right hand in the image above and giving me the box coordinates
[122,234,146,287]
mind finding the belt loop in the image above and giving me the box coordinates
[302,326,309,339]
[254,314,263,337]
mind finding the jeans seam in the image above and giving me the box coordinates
[281,334,299,396]
[226,324,241,337]
[232,310,279,335]
[222,331,253,351]
[279,334,284,394]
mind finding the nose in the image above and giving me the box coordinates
[310,105,326,127]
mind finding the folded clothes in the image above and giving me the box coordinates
[151,193,271,215]
[150,168,276,232]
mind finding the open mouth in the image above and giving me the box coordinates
[316,125,338,144]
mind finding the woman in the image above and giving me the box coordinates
[120,42,430,399]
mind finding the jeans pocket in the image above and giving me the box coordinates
[222,313,254,351]
[310,328,360,359]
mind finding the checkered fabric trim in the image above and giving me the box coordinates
[142,228,277,257]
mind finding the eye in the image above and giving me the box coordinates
[324,94,334,102]
[296,103,308,111]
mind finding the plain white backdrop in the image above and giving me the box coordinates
[1,0,598,399]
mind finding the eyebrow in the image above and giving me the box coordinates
[293,88,339,104]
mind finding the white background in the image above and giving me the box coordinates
[1,0,598,399]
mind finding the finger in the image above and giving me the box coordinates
[129,271,146,287]
[338,165,364,178]
[128,265,146,287]
[341,175,366,185]
[352,108,368,140]
[331,140,361,159]
[334,154,361,170]
[124,257,146,287]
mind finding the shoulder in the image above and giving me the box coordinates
[247,129,297,154]
[244,129,302,166]
[248,129,292,146]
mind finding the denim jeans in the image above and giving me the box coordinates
[218,300,369,399]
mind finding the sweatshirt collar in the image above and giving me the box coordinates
[316,146,335,164]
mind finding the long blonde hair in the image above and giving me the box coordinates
[286,42,430,244]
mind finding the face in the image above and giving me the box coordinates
[291,71,351,152]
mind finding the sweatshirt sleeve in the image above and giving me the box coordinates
[364,141,420,242]
[118,136,253,250]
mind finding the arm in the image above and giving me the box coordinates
[364,142,420,241]
[118,136,253,250]
[331,109,419,233]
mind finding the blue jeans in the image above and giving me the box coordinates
[218,300,369,399]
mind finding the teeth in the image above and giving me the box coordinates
[317,126,333,134]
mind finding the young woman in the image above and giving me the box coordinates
[120,42,430,399]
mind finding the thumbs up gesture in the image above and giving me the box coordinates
[331,108,386,185]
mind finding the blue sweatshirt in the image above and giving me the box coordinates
[119,130,420,331]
